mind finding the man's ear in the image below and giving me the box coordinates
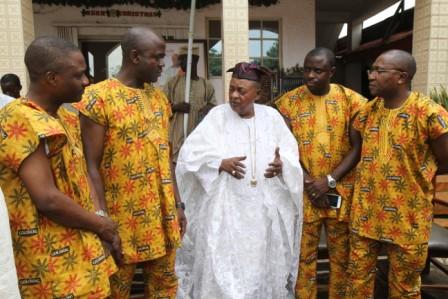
[130,49,140,64]
[254,85,262,101]
[329,66,336,79]
[398,72,409,85]
[44,71,58,87]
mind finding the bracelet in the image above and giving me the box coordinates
[95,210,108,217]
[176,202,185,210]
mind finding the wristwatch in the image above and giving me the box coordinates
[95,210,108,217]
[176,202,186,210]
[326,174,337,189]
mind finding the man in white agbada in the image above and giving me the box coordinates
[175,62,303,299]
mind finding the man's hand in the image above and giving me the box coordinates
[97,216,123,265]
[172,102,191,113]
[102,233,124,266]
[109,232,123,266]
[219,156,246,179]
[304,178,330,209]
[97,216,119,242]
[265,147,282,178]
[177,207,187,239]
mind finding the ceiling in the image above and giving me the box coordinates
[315,0,401,49]
[316,0,399,24]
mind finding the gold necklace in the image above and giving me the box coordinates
[248,114,257,187]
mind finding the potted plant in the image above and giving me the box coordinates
[430,85,448,110]
[431,85,448,225]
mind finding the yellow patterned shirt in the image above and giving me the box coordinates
[276,84,367,223]
[75,78,181,264]
[0,99,116,299]
[351,92,448,245]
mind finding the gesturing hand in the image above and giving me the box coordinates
[265,147,282,178]
[219,156,246,179]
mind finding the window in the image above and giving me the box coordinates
[249,20,280,71]
[206,20,280,77]
[207,20,222,77]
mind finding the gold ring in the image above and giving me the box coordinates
[232,170,236,175]
[273,172,277,176]
[312,193,316,197]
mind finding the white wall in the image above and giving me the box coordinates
[33,0,315,102]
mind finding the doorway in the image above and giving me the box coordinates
[81,41,121,83]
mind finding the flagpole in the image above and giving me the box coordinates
[184,0,197,138]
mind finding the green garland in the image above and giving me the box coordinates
[32,0,279,9]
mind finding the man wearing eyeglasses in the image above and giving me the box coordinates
[346,49,448,298]
[276,47,366,299]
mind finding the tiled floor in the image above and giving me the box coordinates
[315,259,448,299]
[128,260,448,298]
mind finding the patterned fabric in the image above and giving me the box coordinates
[110,249,178,299]
[0,99,116,299]
[296,219,349,299]
[275,84,366,223]
[346,233,428,299]
[351,92,448,245]
[75,78,181,264]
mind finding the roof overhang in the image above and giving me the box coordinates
[32,0,279,10]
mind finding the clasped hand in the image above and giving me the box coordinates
[172,102,190,113]
[98,216,124,266]
[304,176,330,208]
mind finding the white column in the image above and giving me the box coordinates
[222,0,249,101]
[412,0,448,94]
[0,0,35,91]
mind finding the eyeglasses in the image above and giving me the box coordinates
[366,68,405,76]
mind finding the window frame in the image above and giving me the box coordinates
[248,19,282,71]
[206,18,282,78]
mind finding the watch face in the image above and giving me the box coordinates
[329,180,337,188]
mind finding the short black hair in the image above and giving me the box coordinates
[24,36,79,82]
[305,47,336,67]
[0,73,21,86]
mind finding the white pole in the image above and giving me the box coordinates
[184,0,197,139]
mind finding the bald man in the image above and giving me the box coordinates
[276,47,366,299]
[75,27,186,299]
[346,49,448,298]
[0,36,119,298]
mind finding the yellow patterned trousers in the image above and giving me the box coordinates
[110,250,178,299]
[296,219,350,299]
[345,233,428,299]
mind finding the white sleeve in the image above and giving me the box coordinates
[0,188,21,299]
[175,106,225,197]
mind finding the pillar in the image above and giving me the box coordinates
[0,0,35,92]
[222,0,249,101]
[412,0,448,94]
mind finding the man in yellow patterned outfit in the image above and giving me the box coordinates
[0,37,119,298]
[76,27,187,299]
[276,47,366,299]
[346,50,448,298]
